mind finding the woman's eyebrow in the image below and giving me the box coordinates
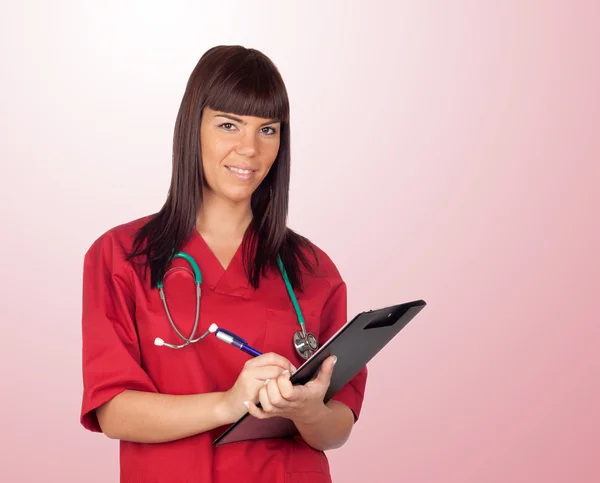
[214,114,280,127]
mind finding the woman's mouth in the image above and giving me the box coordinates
[225,165,257,181]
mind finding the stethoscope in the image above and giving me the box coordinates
[152,252,319,360]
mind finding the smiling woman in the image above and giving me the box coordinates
[79,45,368,483]
[127,45,302,290]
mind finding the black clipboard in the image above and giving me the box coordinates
[213,299,427,446]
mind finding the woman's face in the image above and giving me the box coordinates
[199,106,281,204]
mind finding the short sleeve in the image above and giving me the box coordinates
[319,279,368,422]
[80,233,158,433]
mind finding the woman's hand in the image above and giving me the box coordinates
[244,355,337,426]
[222,352,296,423]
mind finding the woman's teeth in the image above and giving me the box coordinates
[227,166,254,174]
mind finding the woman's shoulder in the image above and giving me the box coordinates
[293,231,344,286]
[84,214,154,262]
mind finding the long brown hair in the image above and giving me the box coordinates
[126,45,317,290]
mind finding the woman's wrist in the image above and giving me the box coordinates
[292,401,353,451]
[217,389,245,426]
[291,401,332,428]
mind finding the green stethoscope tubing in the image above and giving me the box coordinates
[156,251,310,350]
[276,255,307,336]
[157,252,203,288]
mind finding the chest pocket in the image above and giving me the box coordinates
[264,308,321,368]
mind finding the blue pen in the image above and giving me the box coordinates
[210,323,263,357]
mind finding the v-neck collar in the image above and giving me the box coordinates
[189,229,251,298]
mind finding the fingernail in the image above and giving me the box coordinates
[243,401,249,408]
[264,378,270,385]
[333,356,337,365]
[291,365,297,372]
[282,370,289,375]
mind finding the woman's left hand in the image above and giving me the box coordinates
[244,355,337,425]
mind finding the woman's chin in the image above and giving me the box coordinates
[220,187,255,205]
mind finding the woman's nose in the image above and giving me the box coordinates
[235,132,258,156]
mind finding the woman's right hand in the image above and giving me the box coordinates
[222,352,296,422]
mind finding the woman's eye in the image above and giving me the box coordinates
[219,123,236,130]
[261,126,277,135]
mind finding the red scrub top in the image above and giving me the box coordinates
[80,216,368,483]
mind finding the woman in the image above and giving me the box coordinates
[80,45,368,483]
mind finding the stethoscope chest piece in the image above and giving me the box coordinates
[293,330,319,360]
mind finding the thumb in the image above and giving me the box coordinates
[315,355,337,386]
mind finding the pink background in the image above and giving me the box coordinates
[1,1,598,481]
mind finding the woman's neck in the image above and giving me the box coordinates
[196,189,253,240]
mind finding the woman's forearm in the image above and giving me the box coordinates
[96,389,234,444]
[293,400,355,451]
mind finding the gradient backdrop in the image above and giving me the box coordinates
[1,1,598,482]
